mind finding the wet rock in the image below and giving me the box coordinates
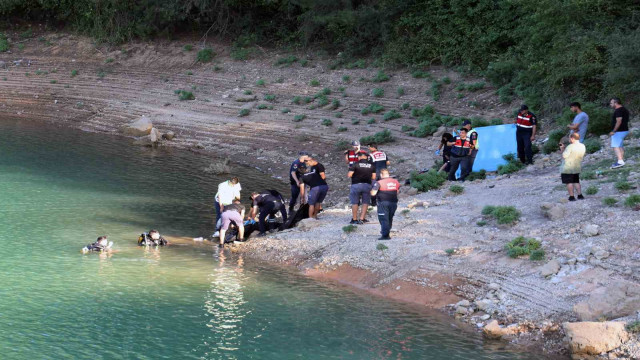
[122,116,153,136]
[541,203,565,221]
[573,280,640,321]
[162,131,175,140]
[149,127,160,143]
[475,299,493,312]
[539,259,561,277]
[563,321,629,355]
[133,135,155,147]
[582,224,599,237]
[482,320,519,339]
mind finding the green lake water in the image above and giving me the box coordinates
[0,119,539,359]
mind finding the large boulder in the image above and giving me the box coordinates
[482,320,519,339]
[162,131,175,140]
[541,202,565,221]
[573,281,640,321]
[563,321,629,355]
[540,259,561,277]
[122,116,153,136]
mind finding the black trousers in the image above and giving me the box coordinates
[516,129,533,164]
[448,156,469,181]
[259,202,288,233]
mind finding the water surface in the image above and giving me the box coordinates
[0,119,539,359]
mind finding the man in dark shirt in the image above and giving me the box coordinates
[289,152,310,213]
[347,152,376,224]
[367,144,390,178]
[250,191,288,236]
[300,157,329,220]
[370,169,401,240]
[515,104,537,164]
[609,97,631,169]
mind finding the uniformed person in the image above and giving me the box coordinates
[370,169,400,240]
[515,105,537,165]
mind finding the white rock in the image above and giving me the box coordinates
[122,116,153,136]
[582,224,599,237]
[456,300,471,307]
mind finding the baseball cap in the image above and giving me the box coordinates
[462,120,472,126]
[520,104,529,111]
[351,140,360,146]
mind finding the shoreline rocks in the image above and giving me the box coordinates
[563,321,630,355]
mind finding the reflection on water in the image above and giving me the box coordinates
[0,119,545,359]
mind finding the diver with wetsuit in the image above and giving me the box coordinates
[138,229,167,246]
[82,236,111,253]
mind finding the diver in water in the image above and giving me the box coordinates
[82,236,112,253]
[138,229,168,246]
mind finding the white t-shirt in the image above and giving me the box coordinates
[215,181,242,205]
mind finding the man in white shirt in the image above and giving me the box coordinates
[213,177,241,236]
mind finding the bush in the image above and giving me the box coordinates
[238,108,250,117]
[197,48,215,63]
[411,105,435,118]
[321,118,333,126]
[483,206,520,225]
[351,118,360,125]
[615,181,632,191]
[603,197,618,206]
[335,140,350,151]
[449,185,464,194]
[445,248,455,256]
[471,117,489,128]
[430,81,442,101]
[401,125,415,132]
[330,99,341,110]
[466,82,485,92]
[334,112,343,118]
[281,108,291,114]
[315,88,331,97]
[543,129,567,154]
[625,194,640,208]
[275,55,298,66]
[497,153,525,175]
[361,102,385,115]
[264,94,276,102]
[293,114,306,122]
[397,87,405,96]
[256,79,265,86]
[401,102,410,110]
[360,129,394,145]
[183,44,193,51]
[337,126,347,132]
[71,69,78,77]
[244,90,253,95]
[309,78,320,86]
[441,76,451,84]
[342,75,351,83]
[627,321,640,333]
[410,170,447,192]
[383,110,401,121]
[371,71,389,82]
[411,70,431,79]
[505,236,542,260]
[316,95,329,107]
[372,88,384,97]
[256,104,272,110]
[367,118,376,124]
[583,138,602,154]
[585,186,598,195]
[476,220,487,226]
[376,243,388,251]
[342,224,357,233]
[176,90,194,101]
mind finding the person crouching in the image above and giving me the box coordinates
[370,169,400,240]
[219,200,245,247]
[250,191,288,237]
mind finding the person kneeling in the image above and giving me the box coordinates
[138,229,168,246]
[219,200,245,247]
[250,191,288,237]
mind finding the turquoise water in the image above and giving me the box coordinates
[0,120,538,359]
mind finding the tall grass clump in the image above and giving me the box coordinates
[410,170,447,192]
[482,205,520,225]
[197,48,215,63]
[360,129,394,145]
[497,153,525,175]
[505,236,544,260]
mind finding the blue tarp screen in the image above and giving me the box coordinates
[472,124,518,172]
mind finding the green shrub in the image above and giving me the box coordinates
[372,88,384,97]
[330,99,341,110]
[334,112,343,118]
[256,79,265,86]
[626,321,640,333]
[243,90,253,95]
[625,194,640,208]
[342,75,351,83]
[346,59,366,69]
[401,125,415,132]
[351,118,360,125]
[505,236,542,259]
[264,94,276,102]
[383,110,401,121]
[321,118,333,126]
[309,78,320,86]
[361,102,385,115]
[466,82,485,92]
[376,243,388,251]
[411,105,435,118]
[410,121,441,138]
[543,129,568,154]
[410,170,447,192]
[176,90,195,101]
[430,81,442,101]
[342,224,357,233]
[401,209,410,215]
[371,71,389,82]
[213,65,222,72]
[397,87,405,96]
[97,71,106,78]
[585,186,598,195]
[497,153,525,175]
[337,126,348,132]
[441,76,451,84]
[316,95,329,107]
[411,70,430,79]
[490,118,503,126]
[230,47,251,60]
[401,102,410,110]
[445,248,455,256]
[105,57,114,63]
[529,249,546,261]
[71,69,78,77]
[257,104,272,110]
[483,206,520,224]
[197,48,215,63]
[275,55,298,66]
[603,197,618,206]
[367,118,376,124]
[584,138,602,154]
[315,88,331,97]
[238,108,250,117]
[449,185,464,194]
[183,44,193,51]
[615,181,632,191]
[471,117,489,128]
[466,170,487,181]
[335,140,350,151]
[281,108,291,114]
[50,80,57,84]
[360,129,394,145]
[293,114,306,122]
[497,86,513,104]
[476,220,487,226]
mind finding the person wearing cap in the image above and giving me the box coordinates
[515,104,537,165]
[461,120,478,177]
[367,144,390,179]
[213,177,241,237]
[347,151,376,224]
[289,152,310,214]
[344,141,361,167]
[370,169,400,240]
[446,128,472,181]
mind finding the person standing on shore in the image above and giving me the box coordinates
[213,177,241,237]
[567,102,589,144]
[559,133,586,201]
[461,120,478,177]
[446,128,472,182]
[289,151,310,213]
[609,97,630,169]
[515,104,537,165]
[299,157,329,220]
[348,151,376,224]
[370,169,400,240]
[344,141,361,167]
[367,144,390,179]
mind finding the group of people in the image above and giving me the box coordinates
[82,229,167,253]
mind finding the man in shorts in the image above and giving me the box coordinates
[609,97,630,169]
[559,133,586,201]
[219,200,245,247]
[348,151,376,224]
[300,157,329,219]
